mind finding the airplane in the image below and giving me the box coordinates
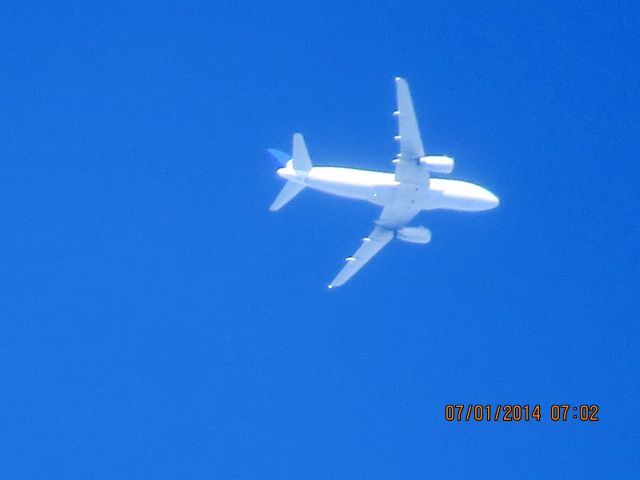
[268,77,499,288]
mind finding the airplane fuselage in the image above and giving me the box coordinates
[278,164,499,212]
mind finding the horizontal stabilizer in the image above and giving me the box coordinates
[269,180,306,211]
[292,133,312,172]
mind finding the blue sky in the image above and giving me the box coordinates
[1,1,638,478]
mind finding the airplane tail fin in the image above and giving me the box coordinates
[269,133,313,211]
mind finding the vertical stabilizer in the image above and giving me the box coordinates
[268,133,313,211]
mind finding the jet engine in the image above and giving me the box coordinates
[419,155,454,174]
[396,226,432,244]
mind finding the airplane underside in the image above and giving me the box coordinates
[269,77,499,288]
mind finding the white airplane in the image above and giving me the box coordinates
[269,77,499,288]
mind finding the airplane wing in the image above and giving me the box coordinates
[328,201,422,288]
[328,78,429,288]
[393,77,429,185]
[377,201,421,229]
[329,77,429,288]
[329,226,394,288]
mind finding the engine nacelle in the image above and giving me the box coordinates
[396,226,432,244]
[419,155,454,174]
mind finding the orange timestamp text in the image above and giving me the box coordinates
[444,404,599,422]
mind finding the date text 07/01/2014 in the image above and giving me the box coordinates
[444,404,599,422]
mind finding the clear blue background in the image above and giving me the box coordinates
[1,1,638,478]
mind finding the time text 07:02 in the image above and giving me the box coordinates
[444,404,599,422]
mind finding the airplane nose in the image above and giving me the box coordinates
[486,190,500,208]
